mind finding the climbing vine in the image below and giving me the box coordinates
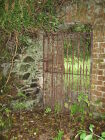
[0,0,68,33]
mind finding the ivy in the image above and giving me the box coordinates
[0,0,66,33]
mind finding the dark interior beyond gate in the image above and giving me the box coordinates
[43,32,92,110]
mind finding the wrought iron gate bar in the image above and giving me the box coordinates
[43,71,90,76]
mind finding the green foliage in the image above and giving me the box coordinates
[17,92,27,100]
[0,0,34,31]
[12,100,39,111]
[78,93,90,106]
[89,124,94,133]
[101,132,105,139]
[64,30,91,61]
[0,104,12,131]
[0,0,62,33]
[11,101,26,110]
[54,103,61,114]
[0,75,11,94]
[101,114,105,120]
[0,29,11,60]
[44,104,61,115]
[70,93,89,115]
[65,93,91,123]
[54,130,64,140]
[77,124,105,140]
[68,24,92,33]
[44,107,52,114]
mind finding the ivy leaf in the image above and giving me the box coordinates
[80,132,86,140]
[101,132,105,138]
[89,124,94,132]
[84,134,92,140]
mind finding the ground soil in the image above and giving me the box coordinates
[1,109,105,140]
[0,88,105,140]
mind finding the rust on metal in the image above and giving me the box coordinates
[43,32,92,110]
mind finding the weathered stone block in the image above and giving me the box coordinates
[23,56,35,62]
[22,73,30,80]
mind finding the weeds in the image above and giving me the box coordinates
[0,104,12,131]
[44,107,52,114]
[76,124,105,140]
[54,130,64,140]
[17,92,27,100]
[54,103,61,115]
[65,92,91,123]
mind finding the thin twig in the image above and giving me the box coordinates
[4,31,18,87]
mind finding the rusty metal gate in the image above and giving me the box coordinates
[43,32,92,109]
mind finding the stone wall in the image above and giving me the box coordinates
[13,37,43,84]
[11,35,43,108]
[61,0,105,112]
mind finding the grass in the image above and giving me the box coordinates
[64,57,90,92]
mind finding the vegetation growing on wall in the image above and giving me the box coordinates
[0,0,65,33]
[0,0,68,88]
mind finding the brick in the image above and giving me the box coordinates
[94,90,103,97]
[103,76,105,81]
[99,54,105,59]
[103,93,105,98]
[99,43,105,53]
[93,50,99,54]
[98,76,103,81]
[102,87,105,92]
[100,48,105,53]
[100,43,105,49]
[97,80,103,85]
[99,64,105,70]
[92,47,99,52]
[92,58,100,64]
[99,59,104,63]
[97,70,103,75]
[97,86,102,91]
[94,33,105,43]
[101,98,105,103]
[93,43,98,48]
[92,53,98,59]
